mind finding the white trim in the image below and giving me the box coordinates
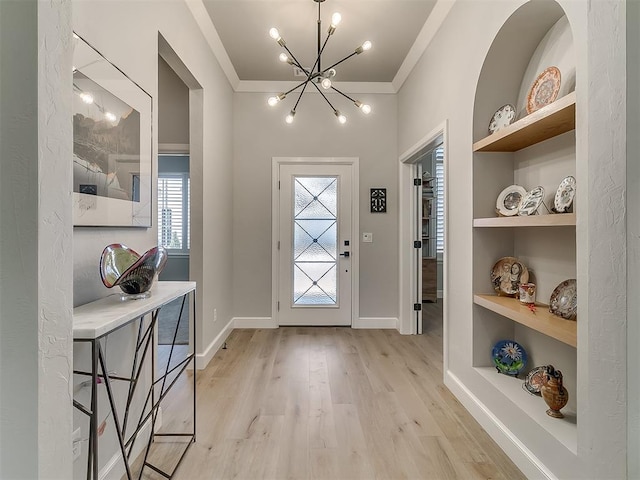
[233,317,278,329]
[195,317,234,370]
[392,0,457,91]
[398,121,448,337]
[444,370,556,480]
[236,80,396,94]
[272,157,360,327]
[100,414,156,480]
[185,0,239,89]
[352,317,398,329]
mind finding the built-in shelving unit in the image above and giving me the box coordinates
[473,213,575,227]
[474,294,577,347]
[467,8,579,476]
[473,91,576,152]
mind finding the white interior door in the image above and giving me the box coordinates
[278,163,353,326]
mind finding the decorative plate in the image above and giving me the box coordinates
[492,340,527,376]
[496,185,527,217]
[549,279,577,320]
[518,186,545,216]
[490,257,529,296]
[553,176,576,213]
[522,366,546,396]
[526,66,561,114]
[488,104,516,135]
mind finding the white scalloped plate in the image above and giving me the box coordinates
[554,176,576,213]
[496,185,527,217]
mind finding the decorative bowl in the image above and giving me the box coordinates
[100,244,167,297]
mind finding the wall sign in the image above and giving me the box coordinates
[370,188,387,213]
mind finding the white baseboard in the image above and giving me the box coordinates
[352,317,398,329]
[444,370,554,480]
[233,317,278,329]
[196,318,234,370]
[100,410,159,480]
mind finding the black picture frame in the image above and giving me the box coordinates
[370,188,387,213]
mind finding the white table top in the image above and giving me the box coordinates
[73,281,196,339]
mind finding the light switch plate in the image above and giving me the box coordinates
[362,232,373,243]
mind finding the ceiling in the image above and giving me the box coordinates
[200,0,439,83]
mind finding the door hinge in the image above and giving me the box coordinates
[414,240,422,249]
[278,181,281,190]
[414,178,422,186]
[277,301,280,312]
[277,240,280,250]
[413,303,422,311]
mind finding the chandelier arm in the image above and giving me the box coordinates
[301,33,331,86]
[330,86,357,104]
[282,45,310,76]
[283,79,312,97]
[322,51,358,75]
[310,80,338,113]
[292,80,312,112]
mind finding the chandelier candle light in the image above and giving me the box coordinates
[267,0,372,124]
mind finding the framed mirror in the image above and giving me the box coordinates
[72,33,152,227]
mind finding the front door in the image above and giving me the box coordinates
[277,163,353,326]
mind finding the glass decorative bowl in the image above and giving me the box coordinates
[100,244,167,299]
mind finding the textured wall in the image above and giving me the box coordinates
[0,0,73,477]
[627,1,640,477]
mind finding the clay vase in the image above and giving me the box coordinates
[540,365,569,418]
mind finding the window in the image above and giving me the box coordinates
[434,146,445,254]
[158,173,190,252]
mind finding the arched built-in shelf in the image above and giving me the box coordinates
[467,1,580,476]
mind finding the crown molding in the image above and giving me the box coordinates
[392,0,457,92]
[185,0,456,94]
[235,80,396,94]
[185,0,240,89]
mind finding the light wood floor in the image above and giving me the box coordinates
[139,305,525,480]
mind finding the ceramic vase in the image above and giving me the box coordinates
[540,365,569,418]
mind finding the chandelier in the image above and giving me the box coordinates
[267,0,372,124]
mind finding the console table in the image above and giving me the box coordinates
[73,281,196,480]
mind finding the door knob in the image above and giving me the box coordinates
[339,251,350,258]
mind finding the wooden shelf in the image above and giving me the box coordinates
[473,91,576,152]
[474,213,575,228]
[474,294,577,347]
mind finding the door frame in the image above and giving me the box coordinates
[398,121,448,343]
[272,157,360,326]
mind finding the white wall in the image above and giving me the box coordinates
[158,57,190,146]
[72,0,233,356]
[398,0,627,478]
[0,0,74,478]
[70,1,234,476]
[233,92,398,320]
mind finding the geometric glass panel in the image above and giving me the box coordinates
[293,176,338,305]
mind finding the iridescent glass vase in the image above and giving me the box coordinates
[100,244,167,299]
